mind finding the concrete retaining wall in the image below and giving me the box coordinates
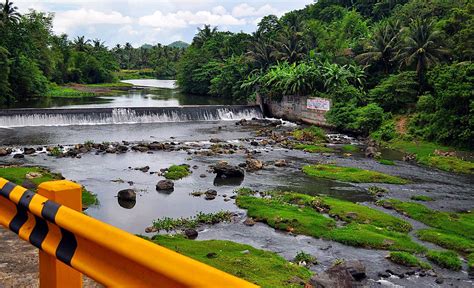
[257,94,331,126]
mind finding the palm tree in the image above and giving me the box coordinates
[395,18,449,82]
[73,36,91,52]
[356,20,402,73]
[92,39,105,51]
[193,24,218,47]
[0,0,21,25]
[246,31,274,70]
[271,27,306,63]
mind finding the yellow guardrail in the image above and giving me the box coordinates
[0,178,258,287]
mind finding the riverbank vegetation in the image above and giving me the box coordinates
[0,166,98,208]
[235,189,474,270]
[150,235,312,288]
[175,0,472,151]
[302,164,408,184]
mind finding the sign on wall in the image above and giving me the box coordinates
[307,97,331,111]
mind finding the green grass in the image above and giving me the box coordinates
[293,144,333,153]
[236,195,335,237]
[116,69,156,80]
[153,211,232,231]
[163,165,191,180]
[0,166,98,209]
[416,229,474,254]
[378,159,395,165]
[326,223,425,253]
[426,250,462,271]
[388,252,432,270]
[389,140,474,174]
[342,145,359,152]
[85,82,133,88]
[302,164,408,184]
[468,253,474,271]
[45,86,95,98]
[322,197,412,232]
[378,199,474,240]
[292,126,326,142]
[152,235,313,288]
[410,195,434,202]
[236,191,424,253]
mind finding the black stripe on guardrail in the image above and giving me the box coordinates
[9,190,34,234]
[41,200,60,224]
[0,181,16,199]
[56,228,77,266]
[30,215,49,249]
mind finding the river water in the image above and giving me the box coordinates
[1,79,473,287]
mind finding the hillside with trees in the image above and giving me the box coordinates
[176,0,473,149]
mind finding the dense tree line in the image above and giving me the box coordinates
[0,0,119,105]
[177,0,473,148]
[112,44,185,79]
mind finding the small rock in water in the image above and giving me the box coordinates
[13,154,25,159]
[243,218,256,226]
[156,180,174,191]
[184,229,198,240]
[134,166,150,173]
[199,174,207,178]
[117,189,136,201]
[274,159,288,167]
[435,277,444,284]
[204,194,216,201]
[145,226,158,233]
[205,189,218,196]
[23,147,36,155]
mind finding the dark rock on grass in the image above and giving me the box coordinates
[184,229,198,240]
[206,252,217,259]
[156,180,174,191]
[23,147,36,155]
[310,260,366,288]
[211,161,244,178]
[145,226,158,233]
[117,189,136,201]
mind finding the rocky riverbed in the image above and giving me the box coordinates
[0,119,473,287]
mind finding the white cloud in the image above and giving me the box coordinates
[119,25,140,36]
[53,9,132,33]
[139,10,246,30]
[212,6,227,15]
[231,3,278,18]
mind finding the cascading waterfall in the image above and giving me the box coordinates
[0,106,263,128]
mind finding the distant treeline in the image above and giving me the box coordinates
[0,0,186,105]
[176,0,473,148]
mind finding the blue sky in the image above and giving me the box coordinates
[15,0,313,47]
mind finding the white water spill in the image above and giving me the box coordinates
[0,107,263,128]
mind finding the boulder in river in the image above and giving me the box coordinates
[274,159,288,167]
[310,260,366,288]
[117,189,136,201]
[23,147,36,155]
[0,148,11,157]
[184,229,198,240]
[246,158,263,172]
[156,180,174,191]
[365,146,379,158]
[211,161,245,178]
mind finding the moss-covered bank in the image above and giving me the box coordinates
[151,235,312,288]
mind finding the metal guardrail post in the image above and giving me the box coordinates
[37,181,83,288]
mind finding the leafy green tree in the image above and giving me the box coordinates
[395,18,449,83]
[356,20,402,73]
[0,0,20,25]
[9,55,49,99]
[368,71,419,112]
[0,46,11,104]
